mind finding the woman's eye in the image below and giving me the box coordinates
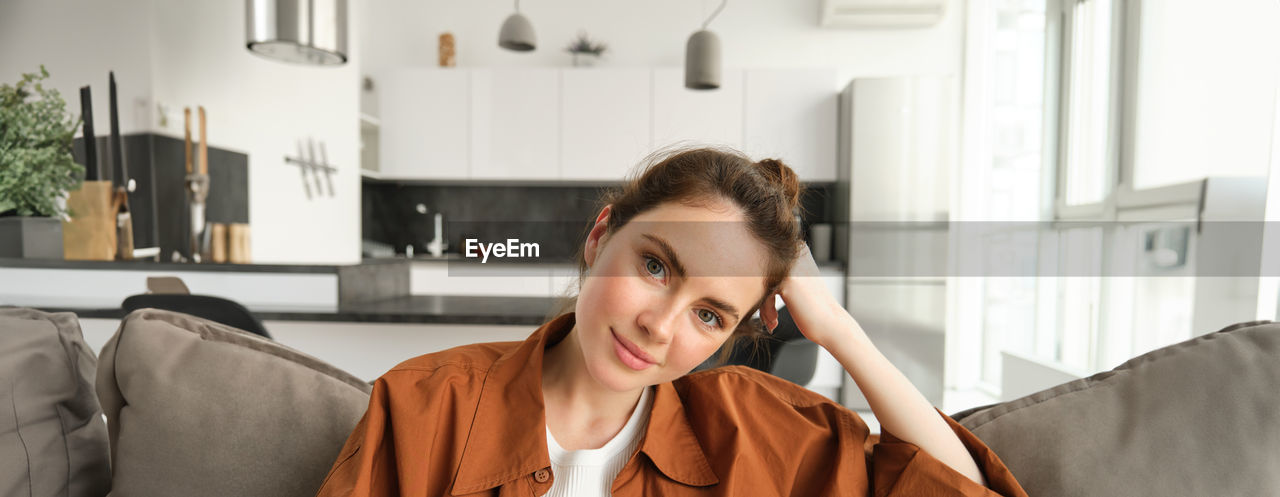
[643,255,666,279]
[697,309,724,329]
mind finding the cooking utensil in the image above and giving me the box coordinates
[307,139,324,194]
[112,188,134,259]
[184,107,192,174]
[210,223,227,263]
[228,223,251,264]
[199,106,208,175]
[108,72,124,186]
[79,86,99,180]
[295,140,313,199]
[108,71,134,260]
[185,106,211,262]
[319,141,335,196]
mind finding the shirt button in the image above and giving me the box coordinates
[533,468,551,483]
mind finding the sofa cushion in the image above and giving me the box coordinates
[955,320,1280,497]
[96,308,372,497]
[0,307,111,497]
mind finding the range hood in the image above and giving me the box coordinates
[246,0,348,66]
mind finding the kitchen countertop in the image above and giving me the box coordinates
[373,254,848,270]
[0,257,406,273]
[40,294,563,326]
[11,256,843,326]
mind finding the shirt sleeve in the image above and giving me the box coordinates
[869,407,1028,497]
[314,377,401,497]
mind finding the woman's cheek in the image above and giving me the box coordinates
[667,333,717,373]
[605,274,648,310]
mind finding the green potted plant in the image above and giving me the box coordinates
[0,66,84,259]
[565,31,608,67]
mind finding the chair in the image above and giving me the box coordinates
[696,305,819,385]
[121,294,272,339]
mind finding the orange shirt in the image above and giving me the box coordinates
[315,312,1028,497]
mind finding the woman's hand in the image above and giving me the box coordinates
[759,243,864,349]
[762,247,992,488]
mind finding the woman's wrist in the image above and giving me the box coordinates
[815,310,867,351]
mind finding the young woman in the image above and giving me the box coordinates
[315,147,1027,497]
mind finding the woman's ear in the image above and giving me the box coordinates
[584,205,613,268]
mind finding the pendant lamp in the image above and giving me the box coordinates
[246,0,348,65]
[499,0,537,52]
[685,0,728,90]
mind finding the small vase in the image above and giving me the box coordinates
[0,216,64,259]
[571,53,598,67]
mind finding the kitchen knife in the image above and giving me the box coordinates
[78,86,99,181]
[108,71,125,187]
[108,71,134,260]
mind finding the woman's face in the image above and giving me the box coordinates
[573,198,771,392]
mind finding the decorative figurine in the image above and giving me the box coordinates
[439,32,456,67]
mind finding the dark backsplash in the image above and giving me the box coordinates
[72,133,248,261]
[362,179,835,261]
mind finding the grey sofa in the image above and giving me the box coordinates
[3,306,1278,497]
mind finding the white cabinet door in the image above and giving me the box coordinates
[378,68,470,179]
[652,67,744,151]
[846,77,955,222]
[471,68,560,180]
[743,69,839,182]
[560,68,652,181]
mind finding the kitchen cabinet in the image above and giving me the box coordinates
[560,68,652,181]
[372,67,841,182]
[651,68,744,151]
[470,68,560,180]
[378,68,470,179]
[744,69,839,182]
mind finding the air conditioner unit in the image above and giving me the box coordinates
[820,0,948,28]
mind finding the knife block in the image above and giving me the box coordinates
[62,181,118,260]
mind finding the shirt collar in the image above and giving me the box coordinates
[451,312,718,495]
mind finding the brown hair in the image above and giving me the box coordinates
[546,144,807,366]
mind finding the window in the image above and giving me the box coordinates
[1059,0,1116,207]
[954,0,1051,396]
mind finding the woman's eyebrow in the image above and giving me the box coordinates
[702,297,742,324]
[641,233,688,278]
[640,233,742,323]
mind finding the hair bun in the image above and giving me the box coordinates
[755,158,801,209]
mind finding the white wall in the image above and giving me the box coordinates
[1,0,362,265]
[0,0,155,134]
[1131,0,1280,189]
[360,0,965,99]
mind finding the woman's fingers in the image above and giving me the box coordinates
[760,292,778,333]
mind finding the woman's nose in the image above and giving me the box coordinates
[637,305,679,344]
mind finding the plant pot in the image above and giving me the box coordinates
[0,216,65,259]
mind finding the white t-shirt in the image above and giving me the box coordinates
[542,385,654,497]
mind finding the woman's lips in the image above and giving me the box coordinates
[612,329,657,371]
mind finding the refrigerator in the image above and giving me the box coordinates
[834,76,957,409]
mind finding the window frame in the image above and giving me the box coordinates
[1052,0,1129,221]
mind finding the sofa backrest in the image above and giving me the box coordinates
[96,308,372,497]
[0,307,111,497]
[955,320,1280,497]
